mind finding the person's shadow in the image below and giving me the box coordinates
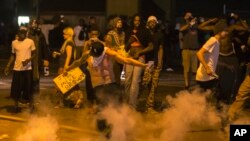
[0,105,22,113]
[0,96,22,113]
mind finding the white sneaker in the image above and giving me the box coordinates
[120,71,125,80]
[166,68,174,72]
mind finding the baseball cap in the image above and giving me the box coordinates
[89,41,104,57]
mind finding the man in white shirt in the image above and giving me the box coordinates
[4,29,36,112]
[196,20,228,90]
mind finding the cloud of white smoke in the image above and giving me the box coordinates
[99,89,222,141]
[157,89,221,141]
[14,88,231,141]
[16,115,59,141]
[100,104,140,141]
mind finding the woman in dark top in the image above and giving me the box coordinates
[124,14,153,109]
[53,27,83,108]
[53,27,76,74]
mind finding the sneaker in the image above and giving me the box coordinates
[120,71,125,80]
[166,68,174,72]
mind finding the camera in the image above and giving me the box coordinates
[187,17,193,22]
[188,17,197,25]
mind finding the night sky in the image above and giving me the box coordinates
[176,0,250,18]
[0,0,250,22]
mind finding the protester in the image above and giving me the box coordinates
[143,15,164,112]
[199,13,249,104]
[52,27,83,108]
[4,29,36,112]
[179,12,200,89]
[27,18,50,95]
[65,41,147,110]
[105,17,126,85]
[124,14,153,110]
[196,20,228,91]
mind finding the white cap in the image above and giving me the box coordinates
[147,16,158,23]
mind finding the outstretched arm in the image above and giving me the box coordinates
[106,48,147,68]
[66,51,89,71]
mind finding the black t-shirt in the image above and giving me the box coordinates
[137,27,152,48]
[59,40,76,68]
[125,26,152,49]
[181,24,200,50]
[146,30,164,65]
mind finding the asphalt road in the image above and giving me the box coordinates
[0,58,250,141]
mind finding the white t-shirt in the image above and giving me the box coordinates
[12,38,36,71]
[196,37,220,81]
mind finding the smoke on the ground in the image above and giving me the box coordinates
[15,88,250,141]
[16,115,59,141]
[99,89,222,141]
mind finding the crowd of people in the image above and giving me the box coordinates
[3,12,250,127]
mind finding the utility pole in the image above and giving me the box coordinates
[223,0,227,15]
[223,3,227,15]
[32,0,40,18]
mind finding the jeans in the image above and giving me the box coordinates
[125,57,145,108]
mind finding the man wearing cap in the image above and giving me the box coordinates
[82,25,103,112]
[4,29,37,112]
[180,12,200,89]
[143,15,164,112]
[65,41,147,109]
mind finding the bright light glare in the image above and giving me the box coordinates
[18,16,30,26]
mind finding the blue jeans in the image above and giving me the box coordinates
[125,57,145,108]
